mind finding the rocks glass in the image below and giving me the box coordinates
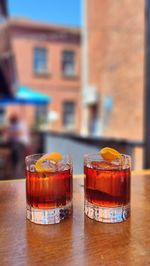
[84,153,131,223]
[25,154,73,224]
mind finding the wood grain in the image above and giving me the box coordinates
[0,174,150,266]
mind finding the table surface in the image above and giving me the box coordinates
[0,172,150,266]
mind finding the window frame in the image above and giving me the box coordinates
[61,50,76,77]
[33,47,48,75]
[35,104,48,127]
[62,101,76,129]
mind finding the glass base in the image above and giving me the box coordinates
[84,200,130,223]
[26,202,72,224]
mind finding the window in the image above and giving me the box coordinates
[36,105,48,127]
[33,48,48,74]
[88,104,99,136]
[62,51,75,77]
[63,101,75,128]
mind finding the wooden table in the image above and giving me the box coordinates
[0,172,150,266]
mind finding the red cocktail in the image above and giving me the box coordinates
[26,153,72,224]
[84,153,131,223]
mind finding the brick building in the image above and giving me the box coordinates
[81,0,144,141]
[6,18,81,132]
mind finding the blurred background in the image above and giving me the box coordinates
[0,0,145,178]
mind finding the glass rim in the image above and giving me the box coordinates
[84,153,131,165]
[25,153,72,162]
[84,153,130,158]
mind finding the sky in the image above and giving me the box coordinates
[8,0,81,27]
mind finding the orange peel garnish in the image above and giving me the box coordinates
[35,152,62,172]
[99,147,121,161]
[43,152,62,163]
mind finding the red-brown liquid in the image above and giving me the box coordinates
[26,168,72,208]
[84,161,130,207]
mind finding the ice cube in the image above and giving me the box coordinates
[91,161,118,170]
[56,162,69,171]
[41,160,57,172]
[30,164,35,172]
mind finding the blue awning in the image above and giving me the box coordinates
[0,86,51,105]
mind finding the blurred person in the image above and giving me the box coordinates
[6,113,31,178]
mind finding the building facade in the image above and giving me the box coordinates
[7,18,81,132]
[82,0,144,141]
